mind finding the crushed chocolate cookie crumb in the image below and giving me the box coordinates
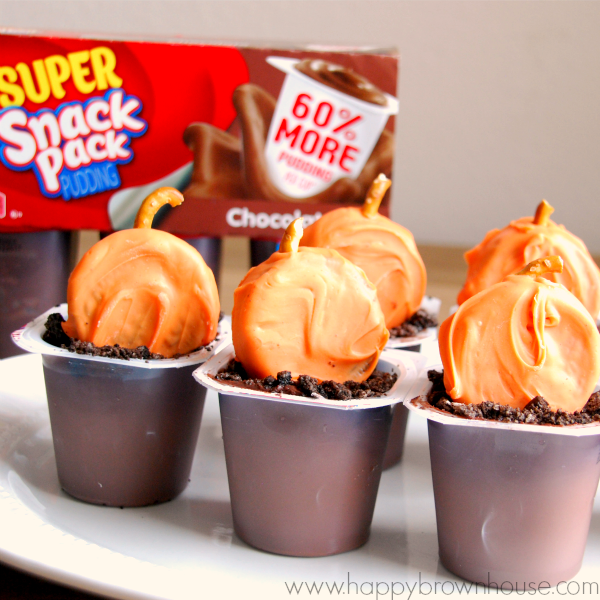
[214,360,398,401]
[42,312,208,360]
[426,369,600,426]
[389,309,438,338]
[277,371,292,385]
[66,339,165,360]
[583,392,600,414]
[42,313,72,347]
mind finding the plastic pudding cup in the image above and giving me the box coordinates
[250,239,279,267]
[382,296,440,470]
[406,376,600,588]
[381,403,411,470]
[12,304,230,507]
[183,237,222,277]
[0,231,72,359]
[381,349,427,471]
[194,344,421,557]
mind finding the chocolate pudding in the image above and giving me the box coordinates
[295,59,388,106]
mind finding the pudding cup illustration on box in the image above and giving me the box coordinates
[264,57,398,199]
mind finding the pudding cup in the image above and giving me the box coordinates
[0,231,72,359]
[12,305,229,507]
[194,344,421,557]
[381,349,427,470]
[381,403,410,470]
[382,295,440,470]
[406,378,600,588]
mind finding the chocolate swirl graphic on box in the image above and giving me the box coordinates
[169,57,397,225]
[294,59,389,106]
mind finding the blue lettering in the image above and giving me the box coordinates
[75,171,89,196]
[59,173,73,200]
[85,169,98,194]
[59,162,121,200]
[107,163,120,187]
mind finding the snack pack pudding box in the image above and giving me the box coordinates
[0,31,399,335]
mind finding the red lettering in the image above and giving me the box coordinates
[300,130,319,154]
[339,145,358,172]
[275,119,301,147]
[314,102,333,127]
[292,93,311,119]
[318,137,339,164]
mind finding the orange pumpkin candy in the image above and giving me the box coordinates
[458,200,600,318]
[62,188,220,358]
[440,257,600,412]
[301,174,426,329]
[232,219,389,383]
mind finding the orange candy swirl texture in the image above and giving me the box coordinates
[62,228,220,358]
[231,246,389,383]
[457,209,600,318]
[300,208,426,329]
[439,267,600,412]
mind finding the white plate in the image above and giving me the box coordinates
[2,354,600,599]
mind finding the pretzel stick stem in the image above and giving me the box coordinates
[361,173,391,218]
[134,187,184,229]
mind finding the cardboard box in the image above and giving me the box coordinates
[0,31,398,237]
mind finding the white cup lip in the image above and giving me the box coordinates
[194,342,426,411]
[406,365,600,437]
[11,304,230,369]
[266,55,399,115]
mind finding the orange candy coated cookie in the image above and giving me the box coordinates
[301,175,426,329]
[62,188,220,358]
[232,219,389,383]
[440,257,600,412]
[458,200,600,318]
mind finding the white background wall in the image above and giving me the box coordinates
[2,1,600,252]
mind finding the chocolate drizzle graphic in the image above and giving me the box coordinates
[294,59,389,106]
[171,68,393,217]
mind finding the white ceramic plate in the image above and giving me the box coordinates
[1,354,600,599]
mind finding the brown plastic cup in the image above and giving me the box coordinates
[219,394,391,557]
[381,345,425,470]
[382,296,440,470]
[0,231,72,359]
[195,345,421,557]
[42,355,206,507]
[407,395,600,588]
[183,237,222,277]
[381,403,410,470]
[12,305,226,507]
[250,239,279,266]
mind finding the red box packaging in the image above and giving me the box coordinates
[0,31,398,238]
